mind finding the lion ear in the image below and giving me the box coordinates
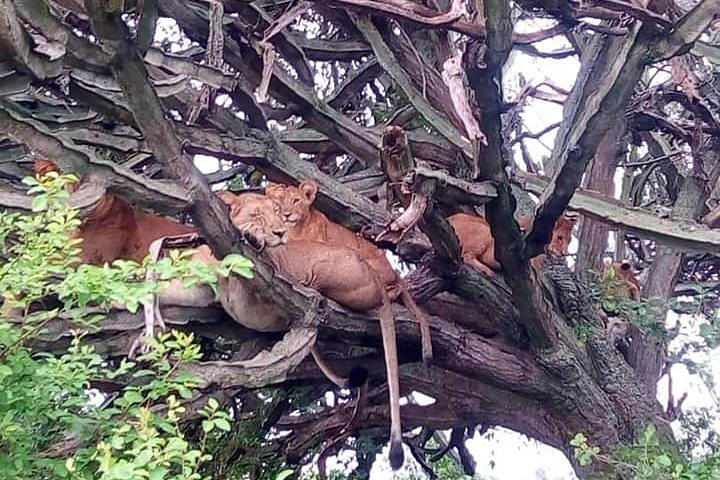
[299,180,318,203]
[216,191,237,205]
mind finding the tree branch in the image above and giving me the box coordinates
[654,0,720,60]
[349,11,471,153]
[527,25,649,257]
[0,0,62,79]
[469,0,558,348]
[528,6,718,258]
[312,0,484,38]
[516,171,720,254]
[0,100,190,212]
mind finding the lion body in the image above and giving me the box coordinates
[265,181,398,290]
[448,213,501,274]
[265,180,432,365]
[449,213,577,273]
[223,189,405,469]
[215,192,291,332]
[76,195,196,265]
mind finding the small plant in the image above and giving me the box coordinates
[571,425,720,479]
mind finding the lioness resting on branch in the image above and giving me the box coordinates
[449,212,577,274]
[265,179,433,365]
[220,190,406,470]
[9,163,408,469]
[39,163,377,390]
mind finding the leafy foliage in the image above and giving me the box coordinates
[0,171,252,479]
[571,425,720,479]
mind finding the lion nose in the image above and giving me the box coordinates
[273,228,287,238]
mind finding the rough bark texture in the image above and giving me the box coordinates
[2,0,720,477]
[576,119,626,276]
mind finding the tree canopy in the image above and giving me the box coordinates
[1,0,720,478]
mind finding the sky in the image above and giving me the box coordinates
[149,13,720,479]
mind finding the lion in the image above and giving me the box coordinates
[29,159,197,266]
[30,164,351,385]
[1,161,216,317]
[448,212,578,274]
[221,191,405,470]
[77,193,196,266]
[604,261,641,301]
[265,179,432,364]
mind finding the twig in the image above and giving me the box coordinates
[513,122,561,143]
[187,0,224,124]
[262,1,312,41]
[349,11,471,153]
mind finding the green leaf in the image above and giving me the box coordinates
[0,364,13,380]
[655,454,672,468]
[120,389,144,406]
[148,466,169,480]
[214,418,231,432]
[177,385,193,399]
[202,420,215,433]
[570,433,587,447]
[109,460,136,479]
[31,195,49,212]
[275,469,294,480]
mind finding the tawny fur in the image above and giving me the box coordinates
[223,190,405,470]
[31,159,196,266]
[448,213,578,273]
[607,261,641,301]
[215,192,291,332]
[28,160,215,309]
[265,180,432,364]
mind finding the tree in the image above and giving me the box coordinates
[0,0,719,478]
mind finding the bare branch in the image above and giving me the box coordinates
[0,101,190,212]
[654,0,720,60]
[262,1,312,41]
[528,4,718,258]
[312,0,484,38]
[516,171,720,254]
[350,12,471,153]
[468,0,559,348]
[0,0,62,79]
[528,25,650,257]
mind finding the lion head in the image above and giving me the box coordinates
[217,191,288,249]
[547,216,578,256]
[265,180,318,227]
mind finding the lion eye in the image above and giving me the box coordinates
[292,198,300,205]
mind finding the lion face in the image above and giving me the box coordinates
[217,192,288,249]
[265,180,318,227]
[547,216,577,256]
